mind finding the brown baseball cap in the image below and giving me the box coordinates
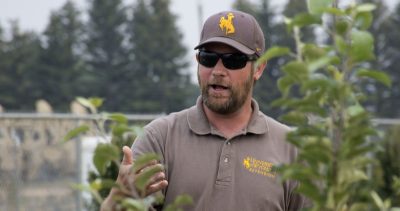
[194,10,265,57]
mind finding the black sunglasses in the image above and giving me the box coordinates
[197,50,258,70]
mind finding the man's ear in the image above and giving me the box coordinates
[253,61,267,81]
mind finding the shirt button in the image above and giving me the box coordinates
[224,157,229,163]
[227,142,231,145]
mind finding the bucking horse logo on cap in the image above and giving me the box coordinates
[219,12,235,35]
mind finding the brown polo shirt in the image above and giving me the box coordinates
[132,97,308,211]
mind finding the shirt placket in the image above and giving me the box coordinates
[215,139,233,186]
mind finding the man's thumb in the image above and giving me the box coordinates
[121,146,133,165]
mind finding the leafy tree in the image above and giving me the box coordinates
[375,125,400,207]
[283,0,317,43]
[361,0,400,117]
[261,0,398,209]
[64,98,192,210]
[0,22,41,111]
[128,0,197,113]
[30,1,86,111]
[86,0,130,112]
[233,0,285,118]
[233,0,317,118]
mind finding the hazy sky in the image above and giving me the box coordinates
[0,0,397,78]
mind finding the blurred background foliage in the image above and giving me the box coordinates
[0,0,399,118]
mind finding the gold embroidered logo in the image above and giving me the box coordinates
[243,156,276,178]
[219,12,235,35]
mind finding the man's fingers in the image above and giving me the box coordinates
[147,172,166,186]
[121,146,133,165]
[146,179,168,195]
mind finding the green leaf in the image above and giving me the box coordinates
[121,198,146,210]
[355,12,373,30]
[89,97,104,108]
[173,195,193,206]
[307,0,333,15]
[323,7,346,16]
[300,145,332,164]
[63,125,90,142]
[76,97,104,113]
[291,13,321,28]
[281,111,308,125]
[308,56,334,72]
[338,168,368,185]
[132,126,144,137]
[93,143,120,175]
[296,180,323,202]
[134,165,164,192]
[71,182,103,204]
[90,179,116,190]
[132,153,160,173]
[393,176,400,194]
[279,164,316,182]
[348,203,369,211]
[282,61,308,81]
[370,191,385,208]
[89,179,102,190]
[259,46,290,62]
[303,75,330,88]
[302,44,326,61]
[107,113,128,124]
[111,124,132,137]
[283,16,293,32]
[350,30,375,62]
[335,19,350,36]
[277,76,295,97]
[76,97,97,113]
[71,183,92,193]
[271,97,292,108]
[356,69,392,87]
[355,3,376,12]
[347,104,365,117]
[335,35,348,55]
[164,194,193,211]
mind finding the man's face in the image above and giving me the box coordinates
[197,43,255,114]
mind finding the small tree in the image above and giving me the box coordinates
[261,0,399,210]
[64,97,192,210]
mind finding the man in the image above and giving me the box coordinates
[102,10,308,210]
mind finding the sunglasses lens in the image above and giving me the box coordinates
[198,50,254,70]
[198,51,219,68]
[221,54,248,70]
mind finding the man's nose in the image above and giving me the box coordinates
[211,59,227,76]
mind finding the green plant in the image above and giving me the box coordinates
[64,97,192,210]
[259,0,398,210]
[375,125,400,208]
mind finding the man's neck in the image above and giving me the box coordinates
[203,99,253,139]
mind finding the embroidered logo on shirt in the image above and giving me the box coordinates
[243,156,276,178]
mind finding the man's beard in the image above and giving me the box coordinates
[199,72,254,115]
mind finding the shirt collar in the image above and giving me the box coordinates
[187,96,269,136]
